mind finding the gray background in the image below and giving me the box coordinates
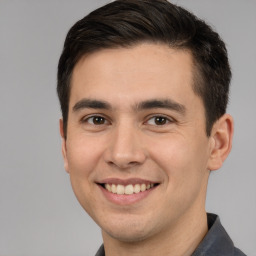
[0,0,255,255]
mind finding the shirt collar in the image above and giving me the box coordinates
[192,213,235,255]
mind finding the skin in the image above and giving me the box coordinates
[60,43,233,256]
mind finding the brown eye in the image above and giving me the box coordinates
[87,116,106,125]
[145,115,175,127]
[154,116,167,125]
[147,116,169,126]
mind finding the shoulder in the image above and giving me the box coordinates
[95,244,105,256]
[234,247,247,256]
[192,213,247,256]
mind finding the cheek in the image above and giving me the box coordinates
[65,137,103,199]
[148,133,210,186]
[144,135,209,222]
[65,137,104,212]
[148,135,190,174]
[66,136,103,176]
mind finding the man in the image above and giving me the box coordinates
[57,0,246,255]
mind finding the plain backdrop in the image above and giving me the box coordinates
[0,0,255,255]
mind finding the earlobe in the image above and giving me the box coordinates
[59,119,69,173]
[207,114,234,171]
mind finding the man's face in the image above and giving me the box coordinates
[61,43,214,242]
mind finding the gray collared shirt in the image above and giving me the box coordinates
[95,213,246,256]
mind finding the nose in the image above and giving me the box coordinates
[103,122,147,169]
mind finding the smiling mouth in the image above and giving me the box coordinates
[99,183,159,195]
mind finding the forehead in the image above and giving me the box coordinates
[70,43,197,108]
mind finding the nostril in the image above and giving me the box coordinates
[107,160,140,169]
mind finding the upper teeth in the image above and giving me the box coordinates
[104,183,154,195]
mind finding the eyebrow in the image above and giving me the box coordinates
[135,99,186,114]
[72,98,186,114]
[72,99,111,112]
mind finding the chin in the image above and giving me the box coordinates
[101,218,156,243]
[105,228,149,243]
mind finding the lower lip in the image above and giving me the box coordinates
[98,185,157,205]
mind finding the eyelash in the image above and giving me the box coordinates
[145,115,174,126]
[81,115,110,125]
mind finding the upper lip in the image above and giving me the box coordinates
[97,178,159,186]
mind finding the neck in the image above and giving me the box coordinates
[102,210,208,256]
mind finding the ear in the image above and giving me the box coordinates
[59,119,69,173]
[207,114,234,171]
